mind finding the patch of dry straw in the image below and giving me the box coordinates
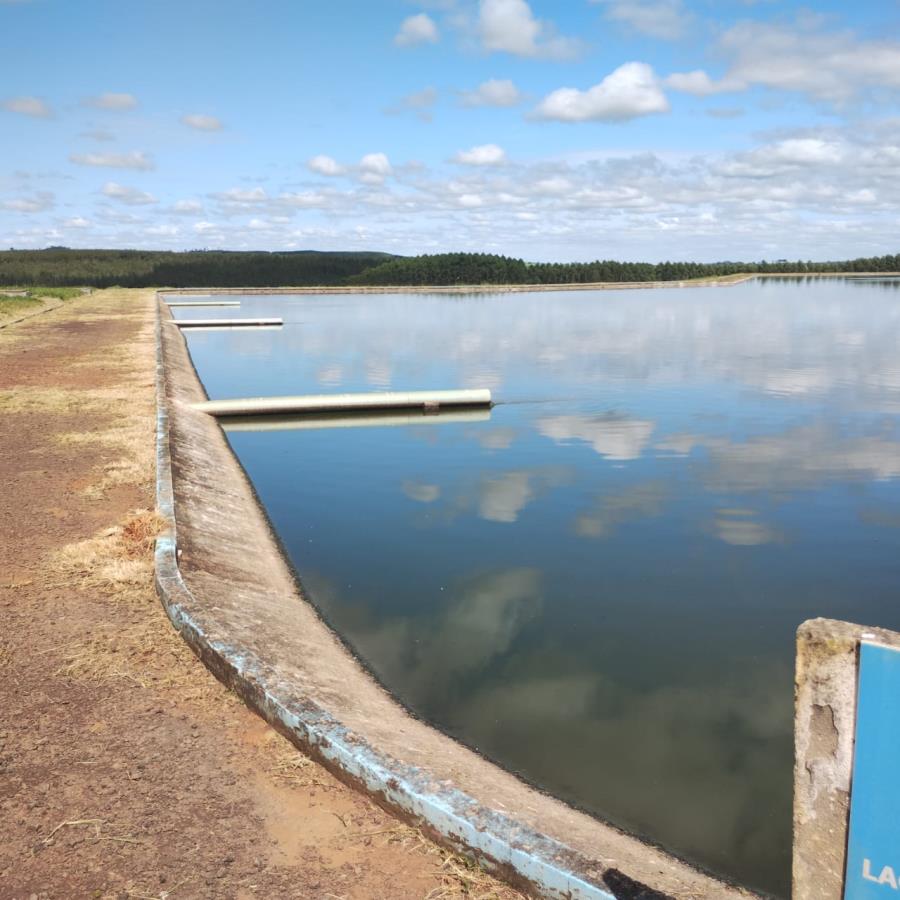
[52,508,168,602]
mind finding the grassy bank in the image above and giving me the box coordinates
[0,286,84,322]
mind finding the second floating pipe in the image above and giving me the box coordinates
[192,389,492,417]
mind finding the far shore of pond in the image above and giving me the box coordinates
[157,271,900,296]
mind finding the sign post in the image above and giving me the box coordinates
[794,620,900,900]
[844,642,900,899]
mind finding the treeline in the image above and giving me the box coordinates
[348,252,900,286]
[0,249,395,288]
[2,248,898,288]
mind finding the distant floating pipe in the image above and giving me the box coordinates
[192,388,492,417]
[166,300,242,308]
[220,408,491,432]
[172,317,282,328]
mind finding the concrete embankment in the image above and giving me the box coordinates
[155,295,759,900]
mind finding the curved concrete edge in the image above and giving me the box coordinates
[152,294,758,900]
[152,302,614,900]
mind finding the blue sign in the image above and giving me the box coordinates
[845,642,900,899]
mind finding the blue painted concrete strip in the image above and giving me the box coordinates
[844,641,900,899]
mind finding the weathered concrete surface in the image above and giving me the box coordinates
[794,618,900,900]
[156,296,758,900]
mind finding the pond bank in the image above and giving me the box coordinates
[0,288,522,900]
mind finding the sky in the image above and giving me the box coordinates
[1,0,899,262]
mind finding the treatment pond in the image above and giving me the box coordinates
[172,277,900,898]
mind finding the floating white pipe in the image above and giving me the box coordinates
[173,317,282,328]
[166,300,242,308]
[193,388,492,417]
[220,408,491,432]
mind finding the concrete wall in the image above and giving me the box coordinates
[794,618,900,900]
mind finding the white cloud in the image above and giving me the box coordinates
[460,78,524,107]
[594,0,688,41]
[279,191,330,209]
[478,0,579,60]
[102,181,157,205]
[145,224,180,237]
[538,414,656,461]
[534,62,670,122]
[172,199,204,214]
[214,187,267,205]
[1,192,54,213]
[84,92,138,110]
[386,86,438,121]
[453,143,507,166]
[478,471,534,522]
[575,482,668,538]
[307,154,345,176]
[394,13,439,46]
[711,511,783,547]
[765,139,845,166]
[2,95,52,118]
[670,21,900,104]
[358,152,393,184]
[459,78,523,107]
[79,128,116,142]
[13,109,900,261]
[61,216,91,228]
[403,481,441,503]
[70,150,155,170]
[665,70,735,96]
[181,113,223,131]
[718,138,847,178]
[532,175,572,195]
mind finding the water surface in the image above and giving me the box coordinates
[175,278,900,897]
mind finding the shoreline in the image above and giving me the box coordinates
[157,271,899,296]
[0,288,524,900]
[155,293,759,900]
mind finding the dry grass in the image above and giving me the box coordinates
[425,852,527,900]
[57,416,155,499]
[433,846,526,898]
[268,739,329,788]
[50,506,223,704]
[0,296,43,321]
[51,509,168,602]
[0,386,118,415]
[24,287,527,900]
[2,288,156,498]
[52,508,176,687]
[55,621,157,687]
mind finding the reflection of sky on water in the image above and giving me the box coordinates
[181,279,900,898]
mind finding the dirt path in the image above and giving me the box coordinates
[0,289,522,900]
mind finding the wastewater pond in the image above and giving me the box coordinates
[174,278,900,897]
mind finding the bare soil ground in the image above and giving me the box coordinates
[0,290,523,900]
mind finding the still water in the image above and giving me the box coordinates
[175,278,900,897]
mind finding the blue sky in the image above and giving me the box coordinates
[1,0,899,261]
